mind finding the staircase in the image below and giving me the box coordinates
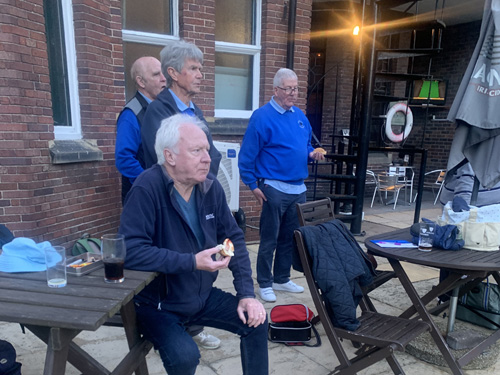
[306,0,445,234]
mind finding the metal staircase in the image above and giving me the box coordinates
[306,0,445,234]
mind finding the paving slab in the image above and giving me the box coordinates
[4,196,500,374]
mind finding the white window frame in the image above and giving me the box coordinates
[54,0,82,140]
[214,0,261,119]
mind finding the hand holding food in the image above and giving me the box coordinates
[218,238,234,257]
[314,147,327,155]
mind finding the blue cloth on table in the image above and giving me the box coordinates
[410,218,464,250]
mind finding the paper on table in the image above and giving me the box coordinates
[371,240,418,248]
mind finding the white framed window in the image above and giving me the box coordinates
[44,0,82,140]
[214,0,261,119]
[122,0,179,100]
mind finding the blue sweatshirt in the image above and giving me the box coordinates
[119,164,254,316]
[238,101,314,190]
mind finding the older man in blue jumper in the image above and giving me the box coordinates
[120,114,268,375]
[238,68,325,302]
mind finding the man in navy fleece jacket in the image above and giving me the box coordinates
[119,114,268,375]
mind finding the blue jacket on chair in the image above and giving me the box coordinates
[296,219,375,331]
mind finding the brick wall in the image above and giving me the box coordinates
[0,0,124,247]
[180,0,216,116]
[0,0,313,245]
[316,11,482,182]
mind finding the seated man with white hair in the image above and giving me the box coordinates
[119,113,268,375]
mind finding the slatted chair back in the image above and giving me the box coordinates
[414,169,446,205]
[296,198,335,226]
[293,228,431,374]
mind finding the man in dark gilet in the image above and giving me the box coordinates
[115,56,166,204]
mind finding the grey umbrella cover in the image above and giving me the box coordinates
[447,0,500,189]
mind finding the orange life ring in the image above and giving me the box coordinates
[385,102,413,143]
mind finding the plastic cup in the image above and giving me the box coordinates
[45,246,67,288]
[418,222,436,252]
[101,234,126,283]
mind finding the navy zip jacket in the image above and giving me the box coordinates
[141,89,221,175]
[119,164,254,316]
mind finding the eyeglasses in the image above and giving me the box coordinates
[277,86,299,95]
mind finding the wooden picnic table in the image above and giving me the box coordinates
[365,228,500,375]
[0,267,157,375]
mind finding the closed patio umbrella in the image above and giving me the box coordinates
[447,0,500,190]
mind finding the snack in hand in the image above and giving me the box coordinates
[314,147,327,155]
[218,238,234,257]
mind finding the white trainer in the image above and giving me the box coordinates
[259,287,277,302]
[272,280,304,293]
[193,331,221,350]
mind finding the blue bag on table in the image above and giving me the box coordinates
[410,218,464,250]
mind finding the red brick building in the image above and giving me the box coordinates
[0,0,312,245]
[0,0,485,245]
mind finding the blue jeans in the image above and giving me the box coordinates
[257,183,306,288]
[135,287,269,375]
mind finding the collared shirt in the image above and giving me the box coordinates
[139,91,152,104]
[270,96,295,114]
[264,97,306,195]
[169,89,195,115]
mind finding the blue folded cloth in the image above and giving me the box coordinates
[410,218,464,251]
[0,238,56,273]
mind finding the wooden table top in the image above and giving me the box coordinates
[0,268,156,331]
[365,228,500,272]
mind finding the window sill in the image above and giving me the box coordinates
[49,140,103,164]
[209,118,249,136]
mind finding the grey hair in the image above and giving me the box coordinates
[160,39,204,88]
[273,68,297,88]
[154,113,208,165]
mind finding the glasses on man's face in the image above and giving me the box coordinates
[277,86,299,95]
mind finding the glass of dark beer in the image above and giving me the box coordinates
[101,234,126,283]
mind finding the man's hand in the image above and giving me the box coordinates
[251,187,266,205]
[195,246,231,272]
[237,298,267,327]
[309,150,325,161]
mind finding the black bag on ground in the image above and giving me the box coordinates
[0,339,22,375]
[268,304,321,347]
[456,280,500,330]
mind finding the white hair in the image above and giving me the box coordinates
[154,114,208,165]
[273,68,298,88]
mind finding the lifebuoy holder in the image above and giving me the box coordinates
[384,102,413,143]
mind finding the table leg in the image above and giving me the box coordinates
[388,259,464,375]
[446,287,460,335]
[25,325,80,375]
[119,300,150,375]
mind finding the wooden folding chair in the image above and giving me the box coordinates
[296,198,395,302]
[293,227,430,374]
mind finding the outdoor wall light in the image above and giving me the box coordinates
[352,25,360,36]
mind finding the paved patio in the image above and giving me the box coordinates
[3,193,500,374]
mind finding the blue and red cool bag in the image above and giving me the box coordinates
[268,304,321,347]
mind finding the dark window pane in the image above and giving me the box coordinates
[215,0,254,44]
[44,0,71,126]
[123,43,164,100]
[123,0,172,35]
